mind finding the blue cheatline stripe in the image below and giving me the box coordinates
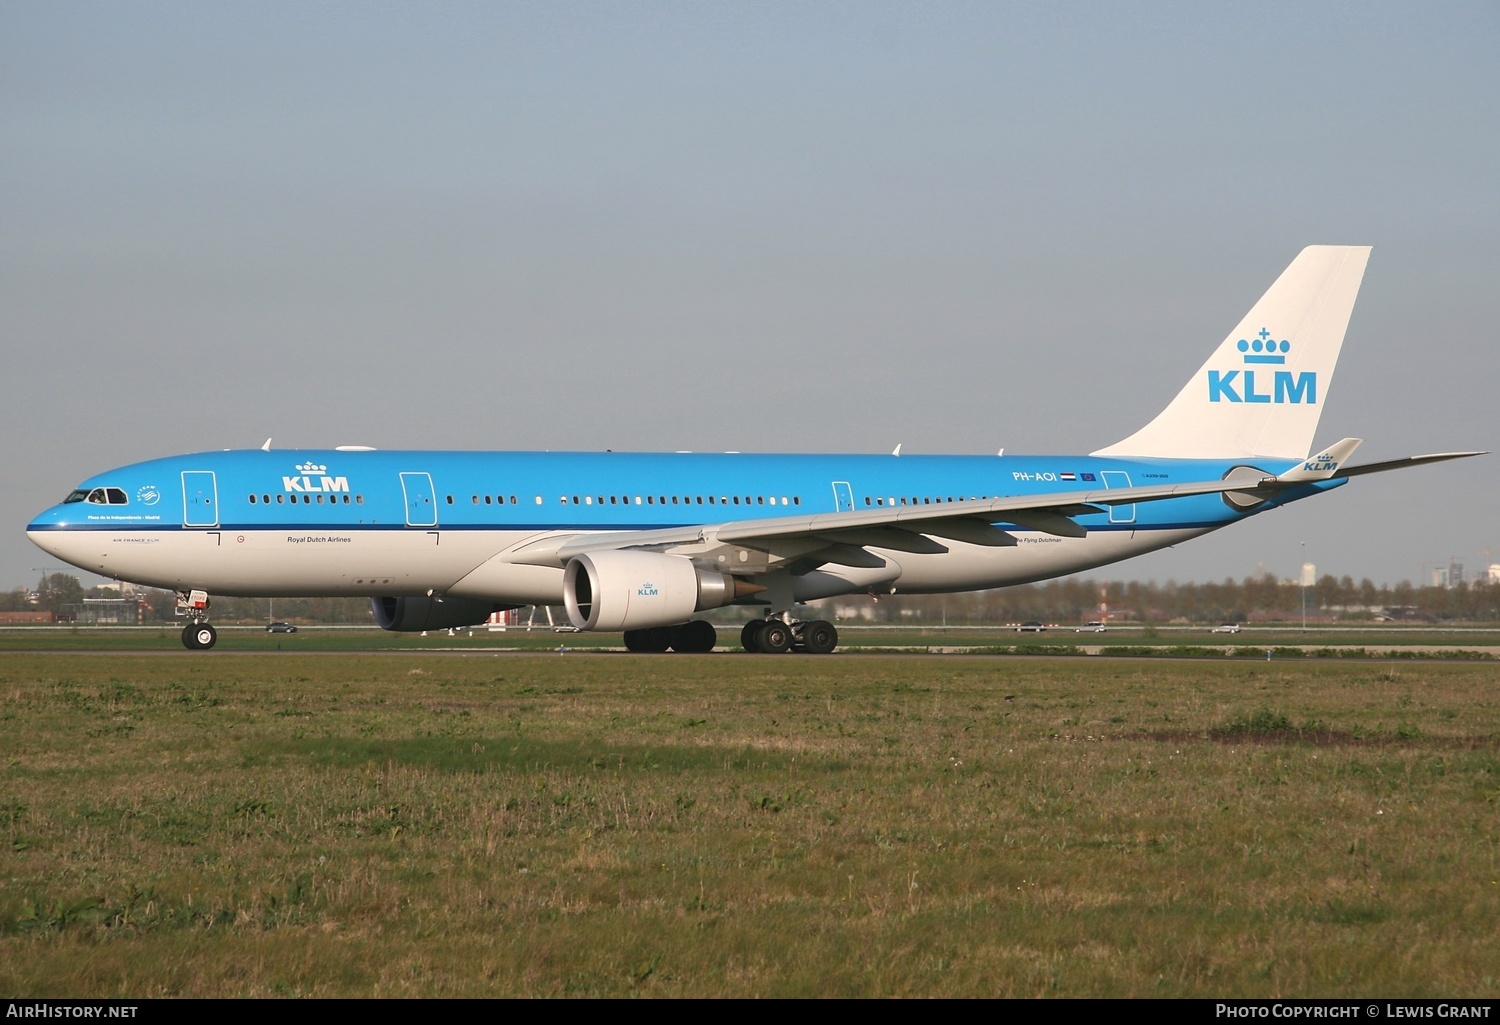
[29,520,1212,535]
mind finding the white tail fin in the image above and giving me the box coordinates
[1092,245,1371,460]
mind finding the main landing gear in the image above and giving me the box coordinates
[741,616,838,655]
[622,620,717,653]
[176,589,217,650]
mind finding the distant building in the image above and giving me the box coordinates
[0,611,52,624]
[63,598,144,625]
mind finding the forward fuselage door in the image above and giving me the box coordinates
[400,472,438,527]
[1100,470,1135,524]
[181,471,219,527]
[831,481,854,512]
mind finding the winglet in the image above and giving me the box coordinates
[1272,438,1362,482]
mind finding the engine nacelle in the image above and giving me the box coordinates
[563,550,745,631]
[371,596,509,633]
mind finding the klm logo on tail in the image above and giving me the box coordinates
[1207,328,1316,405]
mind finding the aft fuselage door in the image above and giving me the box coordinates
[1100,470,1135,524]
[400,472,438,527]
[831,481,854,512]
[181,471,219,527]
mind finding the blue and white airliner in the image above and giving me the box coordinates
[27,246,1482,652]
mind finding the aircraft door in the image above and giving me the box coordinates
[400,472,438,527]
[831,481,854,512]
[181,471,219,527]
[1100,470,1135,524]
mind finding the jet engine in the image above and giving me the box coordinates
[371,596,509,632]
[563,550,758,631]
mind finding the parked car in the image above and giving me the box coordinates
[1018,621,1046,632]
[266,621,298,634]
[1211,623,1241,634]
[1075,621,1107,633]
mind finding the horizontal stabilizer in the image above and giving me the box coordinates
[1333,450,1487,479]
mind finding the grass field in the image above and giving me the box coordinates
[2,652,1497,996]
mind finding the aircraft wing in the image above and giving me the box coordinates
[506,476,1270,569]
[505,449,1487,571]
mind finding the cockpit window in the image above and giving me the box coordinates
[72,487,130,505]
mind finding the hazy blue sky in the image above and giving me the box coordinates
[4,1,1496,591]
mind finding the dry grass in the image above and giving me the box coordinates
[1,653,1497,996]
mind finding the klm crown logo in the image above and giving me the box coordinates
[296,462,328,475]
[1239,328,1290,364]
[1208,327,1316,405]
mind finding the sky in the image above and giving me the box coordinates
[3,1,1497,591]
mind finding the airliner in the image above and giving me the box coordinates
[27,246,1482,652]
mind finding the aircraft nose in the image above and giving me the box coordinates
[26,507,100,572]
[28,511,69,558]
[28,524,68,559]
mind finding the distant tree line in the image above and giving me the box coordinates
[842,574,1500,625]
[4,571,1498,625]
[0,576,374,624]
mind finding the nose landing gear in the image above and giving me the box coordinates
[176,590,217,650]
[181,622,218,650]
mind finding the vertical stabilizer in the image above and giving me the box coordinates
[1092,245,1371,460]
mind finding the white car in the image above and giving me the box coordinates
[1212,623,1242,634]
[1075,621,1107,633]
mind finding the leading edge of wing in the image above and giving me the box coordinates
[507,477,1261,567]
